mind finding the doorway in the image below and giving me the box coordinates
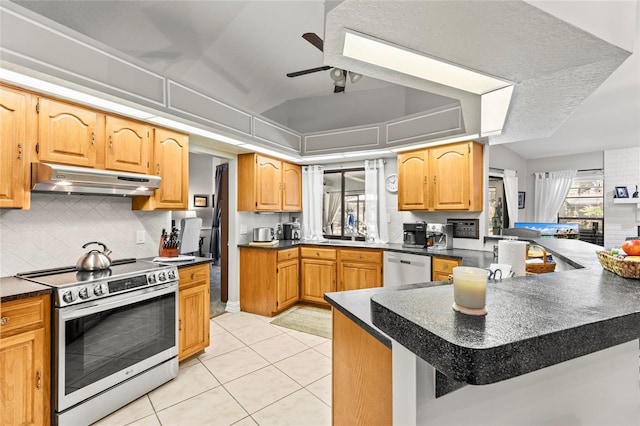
[210,163,229,317]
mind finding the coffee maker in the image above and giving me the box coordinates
[403,222,428,248]
[426,223,453,250]
[282,222,301,240]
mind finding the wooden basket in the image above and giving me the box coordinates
[596,251,640,279]
[526,244,556,274]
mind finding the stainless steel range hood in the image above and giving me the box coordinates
[31,163,161,196]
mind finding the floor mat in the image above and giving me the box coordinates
[270,306,332,339]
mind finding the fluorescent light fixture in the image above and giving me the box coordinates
[239,143,301,163]
[0,68,155,120]
[341,29,512,95]
[303,153,345,162]
[481,85,514,137]
[391,134,480,153]
[149,116,244,146]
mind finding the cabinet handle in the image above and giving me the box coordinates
[109,135,113,149]
[433,176,437,184]
[17,143,22,159]
[91,131,95,145]
[36,370,41,390]
[156,163,161,174]
[179,319,182,331]
[191,273,197,279]
[424,176,427,184]
[0,316,9,325]
[279,182,282,190]
[443,264,448,269]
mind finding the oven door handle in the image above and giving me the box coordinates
[60,282,178,320]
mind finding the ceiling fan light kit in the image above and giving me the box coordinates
[287,32,362,93]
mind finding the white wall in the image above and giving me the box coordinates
[488,144,528,223]
[0,194,169,277]
[604,147,640,247]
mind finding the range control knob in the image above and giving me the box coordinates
[78,287,90,300]
[62,290,76,304]
[167,270,176,280]
[94,284,105,296]
[158,272,166,282]
[148,274,157,285]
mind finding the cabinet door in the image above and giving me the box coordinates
[397,150,429,210]
[0,328,46,426]
[0,87,28,208]
[282,162,302,212]
[430,143,470,210]
[339,262,382,291]
[301,259,336,304]
[37,98,99,167]
[105,116,150,173]
[277,258,299,311]
[256,154,282,211]
[179,283,210,361]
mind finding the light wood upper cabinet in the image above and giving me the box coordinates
[0,294,51,426]
[0,86,32,209]
[105,116,151,174]
[397,141,483,212]
[37,97,101,167]
[178,264,210,361]
[132,128,189,210]
[256,154,282,210]
[238,153,302,212]
[398,150,429,210]
[282,162,302,212]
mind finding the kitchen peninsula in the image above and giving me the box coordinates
[326,239,640,425]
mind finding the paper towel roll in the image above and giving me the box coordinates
[498,240,527,277]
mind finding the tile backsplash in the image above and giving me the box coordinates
[0,194,170,276]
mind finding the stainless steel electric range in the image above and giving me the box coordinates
[18,259,180,426]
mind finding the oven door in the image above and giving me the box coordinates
[55,282,178,412]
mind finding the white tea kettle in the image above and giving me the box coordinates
[76,241,112,271]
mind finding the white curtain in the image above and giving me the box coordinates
[364,159,389,242]
[302,165,324,240]
[533,170,577,223]
[323,192,341,234]
[503,169,519,227]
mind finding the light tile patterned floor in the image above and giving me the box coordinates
[92,311,332,426]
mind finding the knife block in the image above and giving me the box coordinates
[159,236,179,257]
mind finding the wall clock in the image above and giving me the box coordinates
[385,174,398,193]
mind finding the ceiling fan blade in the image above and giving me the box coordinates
[286,66,331,78]
[302,32,324,52]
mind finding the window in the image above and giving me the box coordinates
[323,168,366,240]
[558,173,604,246]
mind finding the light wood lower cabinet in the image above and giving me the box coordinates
[300,247,337,305]
[432,256,461,281]
[338,249,382,291]
[178,264,210,361]
[0,294,51,426]
[333,309,391,425]
[240,247,299,316]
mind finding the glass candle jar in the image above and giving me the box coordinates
[452,266,488,315]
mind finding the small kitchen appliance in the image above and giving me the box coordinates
[403,222,428,248]
[283,222,301,240]
[427,223,454,250]
[18,259,179,426]
[253,227,274,242]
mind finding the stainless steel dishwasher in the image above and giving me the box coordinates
[383,251,431,288]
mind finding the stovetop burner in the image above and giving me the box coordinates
[17,258,179,307]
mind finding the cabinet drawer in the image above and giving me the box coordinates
[339,249,381,263]
[300,247,337,260]
[0,295,47,336]
[432,257,460,273]
[277,248,299,262]
[179,264,210,288]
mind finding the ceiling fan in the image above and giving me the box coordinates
[286,32,362,93]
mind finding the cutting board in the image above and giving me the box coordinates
[179,217,202,254]
[248,240,280,246]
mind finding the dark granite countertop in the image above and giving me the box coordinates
[239,240,497,268]
[1,276,52,302]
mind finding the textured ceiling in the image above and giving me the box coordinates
[9,0,640,159]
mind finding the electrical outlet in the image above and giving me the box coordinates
[136,230,146,244]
